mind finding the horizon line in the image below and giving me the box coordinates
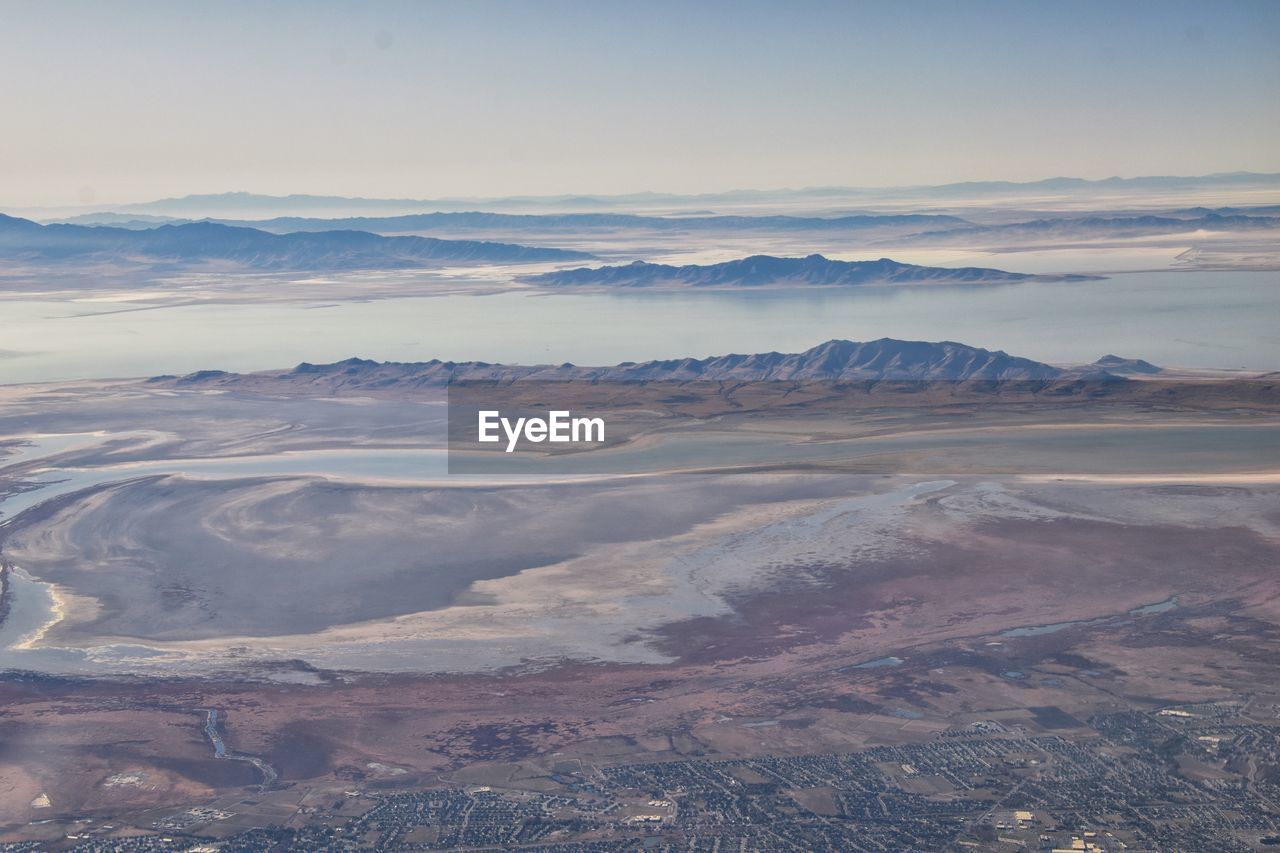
[12,169,1280,214]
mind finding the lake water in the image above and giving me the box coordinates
[999,597,1180,638]
[1,269,1277,384]
[850,656,904,669]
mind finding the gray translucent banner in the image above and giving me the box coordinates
[446,378,1278,477]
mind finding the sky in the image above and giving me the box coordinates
[2,0,1279,208]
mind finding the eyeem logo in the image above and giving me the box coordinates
[478,410,605,453]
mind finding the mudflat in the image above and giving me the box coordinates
[1,375,1278,843]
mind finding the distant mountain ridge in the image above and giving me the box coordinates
[0,214,592,270]
[85,172,1280,217]
[1094,354,1162,375]
[50,209,1280,244]
[190,211,970,234]
[921,172,1280,195]
[153,338,1127,392]
[906,212,1280,243]
[521,255,1100,288]
[1177,205,1280,217]
[599,338,1068,381]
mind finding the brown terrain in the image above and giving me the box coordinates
[0,353,1277,846]
[2,477,1278,840]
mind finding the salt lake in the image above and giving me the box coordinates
[1,269,1277,384]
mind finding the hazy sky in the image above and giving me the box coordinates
[3,0,1278,207]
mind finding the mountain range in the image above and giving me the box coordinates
[50,210,1280,248]
[1094,354,1162,375]
[100,211,971,234]
[904,212,1280,244]
[0,214,592,270]
[153,338,1153,391]
[59,172,1279,218]
[520,255,1100,289]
